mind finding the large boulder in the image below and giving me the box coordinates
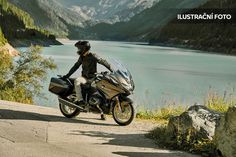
[216,106,236,157]
[167,105,221,142]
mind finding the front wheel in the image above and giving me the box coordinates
[59,103,80,118]
[112,100,135,126]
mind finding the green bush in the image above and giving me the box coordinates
[0,28,7,46]
[0,45,56,104]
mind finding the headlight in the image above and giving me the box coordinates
[121,82,133,91]
[110,76,119,85]
[117,76,134,92]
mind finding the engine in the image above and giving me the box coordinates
[89,95,102,106]
[67,94,77,103]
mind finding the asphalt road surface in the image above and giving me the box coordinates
[0,100,199,157]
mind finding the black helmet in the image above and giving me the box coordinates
[75,41,91,55]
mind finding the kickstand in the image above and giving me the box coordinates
[96,104,106,120]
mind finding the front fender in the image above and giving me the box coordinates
[119,96,133,104]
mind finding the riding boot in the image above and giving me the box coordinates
[101,114,106,120]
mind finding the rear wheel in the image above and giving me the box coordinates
[112,101,134,126]
[59,103,80,118]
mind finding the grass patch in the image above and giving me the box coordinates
[204,89,235,113]
[136,105,186,123]
[140,89,236,156]
[136,88,236,122]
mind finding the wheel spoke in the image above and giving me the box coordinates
[114,102,132,123]
[61,104,76,114]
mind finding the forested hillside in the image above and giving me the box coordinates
[0,28,7,46]
[156,0,236,54]
[86,0,207,40]
[9,0,161,38]
[85,0,235,54]
[9,0,88,37]
[0,0,60,46]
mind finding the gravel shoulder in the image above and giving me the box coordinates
[0,100,199,157]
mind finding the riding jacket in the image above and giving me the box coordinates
[65,52,112,79]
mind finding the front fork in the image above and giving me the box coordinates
[115,96,124,113]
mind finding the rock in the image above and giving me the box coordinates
[0,43,19,56]
[216,106,236,157]
[167,105,221,142]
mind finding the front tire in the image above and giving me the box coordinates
[59,103,80,118]
[112,101,135,126]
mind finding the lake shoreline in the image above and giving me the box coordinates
[9,38,62,47]
[149,40,236,57]
[58,38,236,57]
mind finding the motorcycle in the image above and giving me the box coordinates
[49,60,135,126]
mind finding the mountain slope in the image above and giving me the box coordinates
[9,0,160,37]
[156,0,236,54]
[58,0,159,24]
[86,0,208,41]
[0,0,60,46]
[8,0,88,37]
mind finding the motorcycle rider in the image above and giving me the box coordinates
[63,41,113,119]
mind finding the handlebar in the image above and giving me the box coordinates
[57,75,63,78]
[95,71,110,76]
[57,75,69,81]
[101,71,109,75]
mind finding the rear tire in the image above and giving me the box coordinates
[112,101,134,126]
[59,103,80,118]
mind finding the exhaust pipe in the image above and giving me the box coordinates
[58,97,86,112]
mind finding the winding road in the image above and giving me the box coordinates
[0,100,199,157]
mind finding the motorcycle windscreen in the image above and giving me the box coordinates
[49,78,70,95]
[110,59,135,91]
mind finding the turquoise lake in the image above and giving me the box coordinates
[34,40,236,110]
